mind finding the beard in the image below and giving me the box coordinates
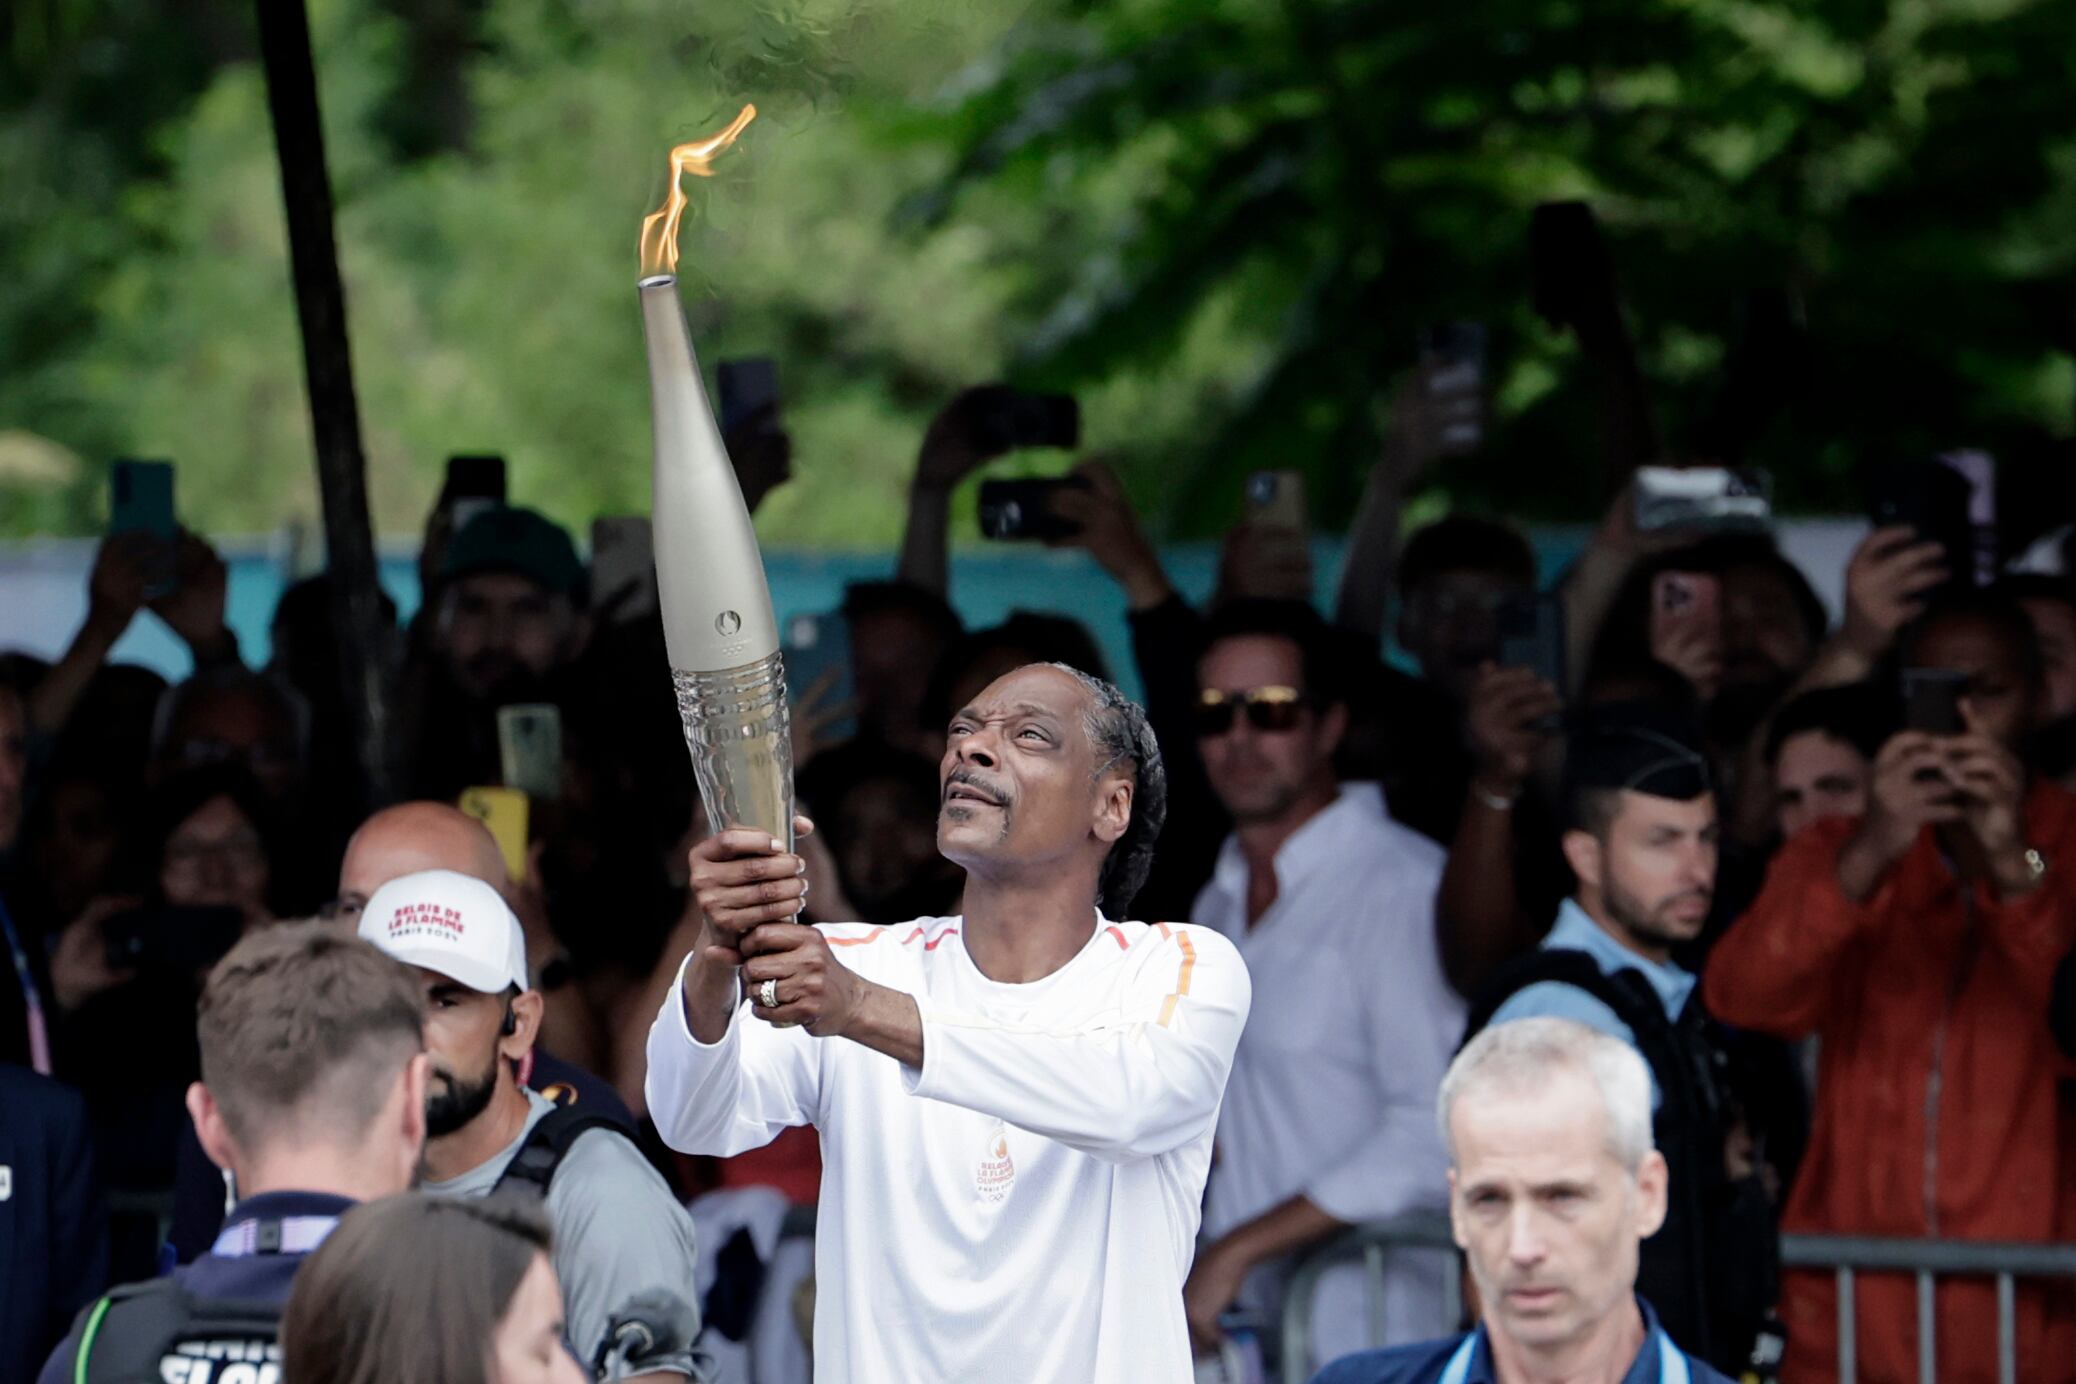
[458,657,552,707]
[1208,753,1311,825]
[425,1049,501,1137]
[1602,869,1710,951]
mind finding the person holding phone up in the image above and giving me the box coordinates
[1706,587,2076,1384]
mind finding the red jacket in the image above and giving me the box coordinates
[1704,782,2076,1384]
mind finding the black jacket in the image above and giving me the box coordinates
[0,1064,109,1382]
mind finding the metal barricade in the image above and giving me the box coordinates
[1278,1212,1460,1384]
[1779,1234,2076,1384]
[1275,1221,2076,1384]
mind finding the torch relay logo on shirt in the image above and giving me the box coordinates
[385,900,468,942]
[976,1124,1016,1204]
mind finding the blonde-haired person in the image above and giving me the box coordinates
[283,1193,586,1384]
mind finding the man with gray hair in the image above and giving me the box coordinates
[1312,1017,1735,1384]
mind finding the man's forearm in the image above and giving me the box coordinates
[836,980,924,1068]
[1436,792,1535,996]
[896,482,952,595]
[679,949,744,1046]
[184,624,242,670]
[30,614,121,735]
[1217,1194,1347,1270]
[1334,468,1402,639]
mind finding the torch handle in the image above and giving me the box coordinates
[674,651,795,848]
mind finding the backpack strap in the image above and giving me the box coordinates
[494,1106,631,1198]
[71,1278,283,1384]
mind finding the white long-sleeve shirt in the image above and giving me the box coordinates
[645,914,1251,1384]
[1193,784,1464,1355]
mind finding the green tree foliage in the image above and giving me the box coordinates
[3,0,2073,544]
[1,0,1043,543]
[922,0,2076,532]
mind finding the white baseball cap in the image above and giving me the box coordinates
[356,869,528,995]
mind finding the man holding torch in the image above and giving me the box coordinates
[644,661,1251,1383]
[634,108,1245,1381]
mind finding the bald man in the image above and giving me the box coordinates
[337,801,607,1076]
[335,801,511,917]
[166,801,636,1263]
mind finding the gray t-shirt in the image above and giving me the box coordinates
[425,1090,703,1380]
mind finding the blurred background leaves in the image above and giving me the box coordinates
[2,0,2073,543]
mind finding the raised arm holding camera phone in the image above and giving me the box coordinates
[1720,519,1952,845]
[1706,587,2076,1382]
[896,385,1080,596]
[30,464,241,743]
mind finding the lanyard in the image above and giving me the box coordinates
[0,894,50,1075]
[1437,1328,1691,1384]
[210,1215,341,1258]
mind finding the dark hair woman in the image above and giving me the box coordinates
[282,1193,585,1384]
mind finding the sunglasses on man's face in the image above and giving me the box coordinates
[1194,685,1311,738]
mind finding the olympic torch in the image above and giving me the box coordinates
[637,105,792,847]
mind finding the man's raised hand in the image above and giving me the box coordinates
[680,816,815,1044]
[739,922,863,1037]
[688,819,815,966]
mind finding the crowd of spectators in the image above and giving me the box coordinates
[3,344,2076,1383]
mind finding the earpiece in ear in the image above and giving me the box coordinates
[500,1005,518,1038]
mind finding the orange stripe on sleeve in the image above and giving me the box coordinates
[1156,930,1197,1028]
[828,928,888,948]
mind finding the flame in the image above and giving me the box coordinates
[638,103,758,278]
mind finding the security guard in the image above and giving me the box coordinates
[1313,1019,1735,1384]
[39,925,427,1384]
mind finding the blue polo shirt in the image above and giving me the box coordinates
[1311,1298,1734,1384]
[37,1190,349,1384]
[1485,899,1697,1105]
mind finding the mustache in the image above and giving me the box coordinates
[942,766,1011,807]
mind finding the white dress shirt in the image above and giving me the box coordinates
[1192,783,1465,1363]
[646,914,1251,1383]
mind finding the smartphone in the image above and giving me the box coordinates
[783,612,858,745]
[444,454,508,534]
[978,477,1089,541]
[1417,322,1487,451]
[458,786,530,884]
[1651,571,1722,652]
[1868,452,1992,589]
[590,516,657,624]
[968,388,1080,454]
[1496,592,1566,723]
[110,458,178,595]
[1244,471,1308,530]
[496,704,563,802]
[1867,458,1978,592]
[102,905,245,973]
[1901,667,1967,736]
[718,358,781,435]
[1634,467,1773,534]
